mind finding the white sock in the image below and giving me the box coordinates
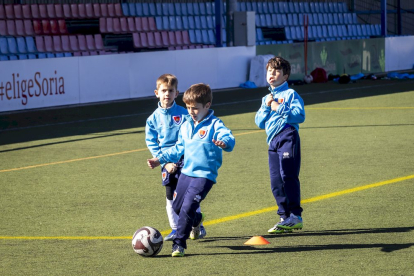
[166,198,178,230]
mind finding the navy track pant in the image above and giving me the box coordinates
[268,126,302,219]
[172,174,214,249]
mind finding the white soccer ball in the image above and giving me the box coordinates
[132,226,163,257]
[304,74,313,84]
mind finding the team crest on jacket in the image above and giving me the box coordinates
[162,171,167,180]
[198,129,208,139]
[172,115,182,125]
[277,98,284,104]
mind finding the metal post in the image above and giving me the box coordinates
[215,0,223,47]
[226,0,237,47]
[397,0,402,35]
[381,0,387,37]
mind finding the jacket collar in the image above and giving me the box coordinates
[268,81,288,95]
[158,101,176,114]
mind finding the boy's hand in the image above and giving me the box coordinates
[164,162,177,173]
[212,139,227,149]
[265,94,274,106]
[271,100,280,111]
[147,158,161,169]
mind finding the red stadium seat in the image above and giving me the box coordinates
[41,20,51,34]
[22,5,31,19]
[69,35,79,51]
[99,17,106,33]
[44,36,53,52]
[148,17,157,31]
[0,20,6,36]
[53,36,62,52]
[35,36,45,52]
[113,18,121,33]
[154,32,163,47]
[120,17,128,33]
[47,4,56,18]
[106,18,114,33]
[94,34,104,50]
[147,32,155,47]
[31,4,40,19]
[140,32,148,47]
[24,20,34,36]
[127,17,136,32]
[0,5,5,19]
[93,4,101,17]
[100,4,108,17]
[114,3,123,17]
[141,17,149,31]
[55,5,63,18]
[175,31,183,45]
[5,5,15,19]
[61,35,71,52]
[15,20,25,36]
[58,20,67,34]
[14,5,23,19]
[33,20,42,35]
[78,4,86,18]
[39,5,47,19]
[70,4,79,18]
[50,20,58,34]
[107,4,115,17]
[6,20,16,36]
[63,4,71,18]
[85,35,95,50]
[168,31,176,46]
[85,4,94,18]
[135,17,142,31]
[78,35,87,51]
[182,31,190,45]
[133,32,141,48]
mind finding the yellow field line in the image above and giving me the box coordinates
[0,131,263,173]
[1,174,412,240]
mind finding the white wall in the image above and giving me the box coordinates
[0,46,255,112]
[385,36,414,72]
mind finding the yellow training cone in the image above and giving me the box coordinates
[244,236,270,245]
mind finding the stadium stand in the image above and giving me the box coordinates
[0,1,387,61]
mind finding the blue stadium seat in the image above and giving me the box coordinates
[328,13,334,24]
[321,2,329,13]
[16,37,27,53]
[135,3,143,16]
[294,2,300,13]
[266,2,274,13]
[352,13,358,24]
[272,2,279,13]
[271,14,278,27]
[175,16,183,30]
[187,3,194,15]
[323,13,329,24]
[168,16,176,30]
[174,3,182,16]
[193,2,200,15]
[356,24,362,37]
[200,16,208,29]
[257,2,264,14]
[279,2,288,14]
[142,3,150,16]
[322,25,328,38]
[155,17,163,30]
[207,30,215,44]
[7,38,17,54]
[309,2,319,13]
[182,16,189,30]
[195,29,202,43]
[201,29,209,44]
[341,25,349,38]
[296,26,303,40]
[285,27,292,40]
[256,28,264,42]
[38,53,47,59]
[121,3,129,16]
[199,2,206,15]
[313,14,319,25]
[206,16,214,29]
[128,3,136,16]
[255,14,261,27]
[55,53,64,58]
[188,16,195,29]
[28,54,36,59]
[194,16,202,29]
[265,14,272,27]
[205,2,213,15]
[180,3,188,16]
[361,24,368,36]
[149,3,156,16]
[0,55,8,61]
[0,37,8,54]
[238,2,245,12]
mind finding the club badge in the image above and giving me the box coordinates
[277,98,284,104]
[162,171,167,180]
[172,115,182,125]
[198,129,208,139]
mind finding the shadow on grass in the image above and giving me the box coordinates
[197,226,414,255]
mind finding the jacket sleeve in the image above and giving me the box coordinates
[255,95,272,129]
[145,117,162,157]
[213,120,235,152]
[276,91,305,124]
[157,128,185,167]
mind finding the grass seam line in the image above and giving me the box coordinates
[1,174,412,240]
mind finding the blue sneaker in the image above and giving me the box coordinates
[268,218,293,234]
[171,244,185,257]
[198,225,207,239]
[190,213,205,240]
[164,229,176,241]
[278,213,303,230]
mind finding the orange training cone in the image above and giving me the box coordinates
[244,236,270,245]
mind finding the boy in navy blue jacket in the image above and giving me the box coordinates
[145,74,205,241]
[147,83,235,257]
[255,57,305,234]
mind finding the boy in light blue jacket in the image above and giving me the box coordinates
[255,56,305,234]
[147,83,235,257]
[145,74,205,242]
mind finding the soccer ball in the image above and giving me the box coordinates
[304,74,313,84]
[132,226,163,257]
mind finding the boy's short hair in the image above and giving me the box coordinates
[156,74,178,90]
[183,83,212,106]
[266,56,291,79]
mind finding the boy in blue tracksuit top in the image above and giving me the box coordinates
[147,83,235,257]
[255,56,305,234]
[145,74,205,242]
